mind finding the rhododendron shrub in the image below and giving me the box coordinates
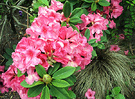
[1,0,125,98]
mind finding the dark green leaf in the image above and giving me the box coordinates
[69,17,82,25]
[84,0,94,3]
[50,86,69,99]
[35,64,47,77]
[75,66,81,71]
[68,91,76,98]
[21,80,44,88]
[6,48,14,56]
[105,30,110,34]
[97,43,105,49]
[28,84,44,97]
[63,1,71,18]
[85,29,90,40]
[106,95,112,99]
[98,0,110,6]
[114,94,125,99]
[112,87,121,96]
[41,0,49,7]
[13,45,16,50]
[88,39,97,44]
[41,86,50,99]
[91,42,98,47]
[82,8,89,15]
[17,68,24,77]
[91,2,97,11]
[81,2,91,8]
[70,8,83,18]
[52,66,76,79]
[64,78,74,86]
[48,62,60,75]
[6,58,13,66]
[61,22,67,27]
[3,53,10,59]
[52,79,70,87]
[92,50,97,57]
[68,75,76,83]
[69,24,80,32]
[33,2,43,9]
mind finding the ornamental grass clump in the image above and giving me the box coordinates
[73,47,135,99]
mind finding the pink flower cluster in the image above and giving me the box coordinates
[2,0,93,98]
[0,66,9,93]
[103,0,123,29]
[77,13,108,42]
[1,65,40,99]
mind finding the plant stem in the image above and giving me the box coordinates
[0,15,7,44]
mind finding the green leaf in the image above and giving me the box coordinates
[17,68,24,77]
[88,39,97,44]
[114,94,125,99]
[68,75,76,83]
[75,66,81,71]
[84,0,94,3]
[91,2,97,11]
[91,42,98,47]
[61,22,67,27]
[69,17,82,25]
[6,48,14,56]
[41,0,49,7]
[52,79,70,87]
[0,15,1,19]
[112,87,121,96]
[28,84,44,97]
[21,80,44,88]
[82,8,89,15]
[6,58,13,66]
[85,29,90,40]
[13,45,16,50]
[106,95,112,99]
[63,1,71,18]
[98,0,110,6]
[105,30,110,34]
[97,43,105,49]
[64,78,74,86]
[41,86,50,99]
[81,2,91,8]
[52,66,76,79]
[70,8,83,18]
[35,64,47,77]
[68,90,76,98]
[69,24,80,32]
[48,63,60,75]
[50,86,69,99]
[33,2,43,9]
[3,53,10,59]
[92,50,97,57]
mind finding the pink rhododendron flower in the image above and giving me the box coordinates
[103,0,123,19]
[119,34,125,40]
[110,45,120,52]
[49,0,63,11]
[0,65,5,72]
[109,20,116,29]
[0,66,9,93]
[85,89,95,99]
[77,13,108,42]
[124,50,129,55]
